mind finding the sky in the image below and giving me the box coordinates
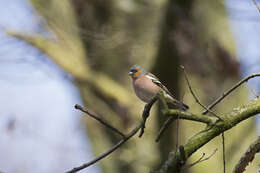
[226,0,260,130]
[0,0,260,173]
[0,0,99,172]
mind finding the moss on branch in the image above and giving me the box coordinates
[165,110,217,125]
[155,98,260,173]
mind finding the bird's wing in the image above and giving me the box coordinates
[145,73,175,98]
[146,73,189,110]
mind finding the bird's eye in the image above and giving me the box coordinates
[131,69,137,73]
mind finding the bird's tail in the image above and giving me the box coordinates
[167,100,189,111]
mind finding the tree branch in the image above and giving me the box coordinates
[233,136,260,173]
[154,98,260,173]
[155,117,176,142]
[69,74,260,173]
[180,65,222,120]
[203,73,260,114]
[139,96,158,137]
[75,104,125,137]
[222,132,226,173]
[253,0,260,13]
[165,109,217,125]
[66,99,156,173]
[185,148,218,168]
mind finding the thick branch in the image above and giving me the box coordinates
[154,98,260,173]
[233,136,260,173]
[164,109,217,125]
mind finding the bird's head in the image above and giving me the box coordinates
[128,65,146,79]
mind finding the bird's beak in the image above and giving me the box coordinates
[128,71,133,76]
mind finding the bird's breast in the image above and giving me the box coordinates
[133,77,160,103]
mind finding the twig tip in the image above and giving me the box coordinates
[75,104,82,110]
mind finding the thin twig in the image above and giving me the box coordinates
[67,100,156,173]
[253,0,260,13]
[185,148,218,168]
[176,114,180,148]
[182,65,225,173]
[248,85,259,98]
[222,133,226,173]
[180,65,222,120]
[75,104,125,138]
[155,117,175,142]
[181,66,226,173]
[66,122,141,173]
[203,73,260,115]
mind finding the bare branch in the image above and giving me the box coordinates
[67,99,156,173]
[233,136,260,173]
[203,73,260,115]
[180,66,222,120]
[186,148,218,168]
[222,133,226,173]
[253,0,260,13]
[75,104,125,138]
[155,117,175,142]
[180,66,226,172]
[187,153,205,167]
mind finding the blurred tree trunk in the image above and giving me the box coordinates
[152,0,193,170]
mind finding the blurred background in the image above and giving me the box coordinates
[0,0,260,173]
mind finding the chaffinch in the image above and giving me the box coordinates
[129,65,189,111]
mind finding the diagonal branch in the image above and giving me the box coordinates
[139,96,158,137]
[180,66,222,120]
[253,0,260,13]
[153,98,260,173]
[75,104,125,137]
[233,136,260,173]
[66,122,142,173]
[185,148,218,168]
[155,91,217,142]
[67,98,157,173]
[155,117,176,142]
[203,73,260,115]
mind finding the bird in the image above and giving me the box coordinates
[128,65,189,111]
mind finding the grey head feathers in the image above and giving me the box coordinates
[129,65,147,77]
[130,65,146,72]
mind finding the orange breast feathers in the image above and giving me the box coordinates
[132,75,160,102]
